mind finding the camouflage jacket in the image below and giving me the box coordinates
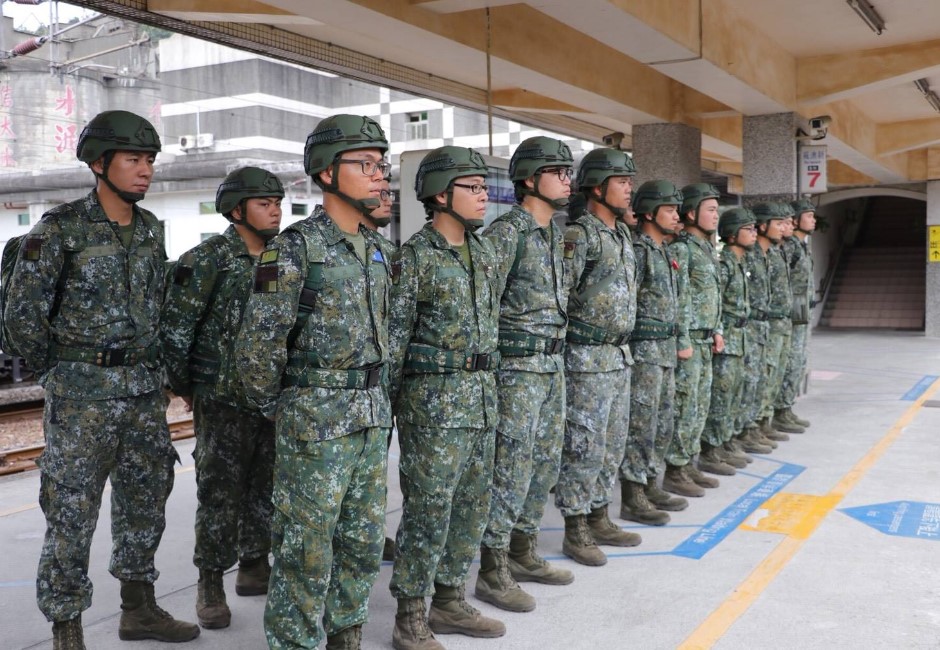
[744,246,771,319]
[631,232,679,367]
[562,210,636,372]
[388,223,499,429]
[717,247,750,356]
[5,191,166,400]
[767,243,792,317]
[236,206,392,439]
[669,231,723,350]
[483,205,567,374]
[784,235,814,303]
[161,225,256,409]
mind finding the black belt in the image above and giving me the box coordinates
[566,319,631,346]
[284,355,387,389]
[53,343,159,367]
[403,343,500,373]
[498,330,565,357]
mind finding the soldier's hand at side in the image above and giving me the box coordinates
[677,346,693,360]
[181,395,193,412]
[713,334,725,354]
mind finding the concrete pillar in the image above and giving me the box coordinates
[632,123,701,188]
[742,112,799,205]
[925,181,940,337]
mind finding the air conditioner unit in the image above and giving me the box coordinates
[179,135,196,150]
[196,133,214,148]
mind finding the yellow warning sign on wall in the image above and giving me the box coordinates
[929,226,940,263]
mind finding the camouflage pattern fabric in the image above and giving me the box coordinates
[236,205,391,647]
[386,223,499,597]
[5,191,166,398]
[702,248,750,447]
[777,236,813,408]
[161,225,258,408]
[390,423,494,597]
[556,210,635,515]
[736,246,771,430]
[630,232,678,368]
[192,395,275,571]
[36,391,177,622]
[264,428,387,648]
[778,322,809,408]
[481,369,565,548]
[667,232,722,466]
[759,245,792,419]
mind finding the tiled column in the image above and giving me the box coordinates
[742,112,799,205]
[632,123,701,188]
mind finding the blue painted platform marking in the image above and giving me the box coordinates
[840,501,940,540]
[671,462,804,559]
[901,375,938,401]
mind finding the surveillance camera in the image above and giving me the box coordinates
[602,132,625,148]
[809,115,831,131]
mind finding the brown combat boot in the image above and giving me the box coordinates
[118,581,200,642]
[620,480,670,526]
[196,569,231,629]
[724,439,753,464]
[507,531,574,585]
[429,583,505,638]
[750,422,779,449]
[783,407,810,428]
[562,515,607,566]
[698,447,736,476]
[586,505,642,547]
[739,427,772,454]
[685,462,720,488]
[52,616,85,650]
[475,546,536,612]
[393,598,444,650]
[235,556,270,596]
[773,409,805,434]
[326,625,362,650]
[644,477,688,512]
[663,464,706,498]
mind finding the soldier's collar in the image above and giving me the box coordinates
[86,190,110,222]
[223,224,252,257]
[510,205,541,232]
[313,206,347,246]
[423,223,452,251]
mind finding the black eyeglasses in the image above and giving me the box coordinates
[335,158,392,177]
[452,182,488,195]
[541,167,573,181]
[380,189,397,202]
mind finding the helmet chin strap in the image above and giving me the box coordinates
[646,207,674,235]
[233,201,279,242]
[323,168,381,219]
[432,190,483,232]
[520,171,569,210]
[590,180,626,218]
[95,153,145,204]
[692,206,716,235]
[364,213,391,229]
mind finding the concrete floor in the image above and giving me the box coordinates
[3,329,940,649]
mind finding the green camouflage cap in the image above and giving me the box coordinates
[632,179,682,215]
[509,136,573,181]
[718,207,756,240]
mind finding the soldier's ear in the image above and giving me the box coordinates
[90,157,105,174]
[434,191,448,207]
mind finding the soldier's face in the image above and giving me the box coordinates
[799,211,816,232]
[241,197,283,232]
[697,198,720,232]
[765,218,785,241]
[331,148,386,202]
[373,181,392,219]
[533,166,572,201]
[621,204,638,228]
[602,176,632,211]
[654,204,680,232]
[95,150,155,195]
[448,174,488,222]
[735,224,758,247]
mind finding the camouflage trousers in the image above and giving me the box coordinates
[481,368,565,549]
[36,390,177,622]
[666,340,713,466]
[620,362,675,484]
[735,320,769,431]
[193,395,275,571]
[390,423,495,598]
[759,319,792,419]
[555,366,631,517]
[776,323,809,409]
[701,352,745,447]
[264,427,388,649]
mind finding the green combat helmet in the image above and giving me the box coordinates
[415,146,488,231]
[680,183,721,233]
[632,179,683,234]
[575,147,636,219]
[752,202,785,242]
[718,207,756,245]
[509,136,574,209]
[76,110,161,204]
[215,166,285,242]
[790,198,816,233]
[303,114,389,218]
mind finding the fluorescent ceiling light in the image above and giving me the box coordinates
[846,0,885,35]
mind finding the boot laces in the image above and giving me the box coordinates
[525,535,548,568]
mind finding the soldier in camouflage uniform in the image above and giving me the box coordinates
[663,183,728,497]
[755,203,795,442]
[4,111,199,649]
[388,147,504,650]
[701,208,757,468]
[555,148,640,567]
[161,167,284,630]
[773,199,816,431]
[236,115,393,649]
[477,136,573,613]
[619,180,684,526]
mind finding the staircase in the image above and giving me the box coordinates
[819,197,925,330]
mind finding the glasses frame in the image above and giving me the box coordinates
[451,182,489,195]
[539,166,574,181]
[380,189,397,203]
[335,158,392,178]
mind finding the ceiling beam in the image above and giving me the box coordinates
[490,89,587,114]
[876,118,940,156]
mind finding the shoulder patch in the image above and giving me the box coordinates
[259,248,279,264]
[564,241,576,259]
[391,260,402,285]
[20,235,43,261]
[253,263,279,293]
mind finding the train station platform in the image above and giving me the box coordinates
[2,329,940,649]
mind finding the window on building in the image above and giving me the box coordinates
[407,112,429,140]
[199,201,215,215]
[291,202,308,216]
[17,213,29,226]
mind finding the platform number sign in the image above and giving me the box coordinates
[799,145,827,194]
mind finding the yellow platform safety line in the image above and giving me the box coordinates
[679,376,940,650]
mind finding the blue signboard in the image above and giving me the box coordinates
[840,501,940,540]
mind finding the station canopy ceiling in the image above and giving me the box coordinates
[69,0,940,188]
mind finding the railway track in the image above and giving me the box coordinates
[0,413,195,477]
